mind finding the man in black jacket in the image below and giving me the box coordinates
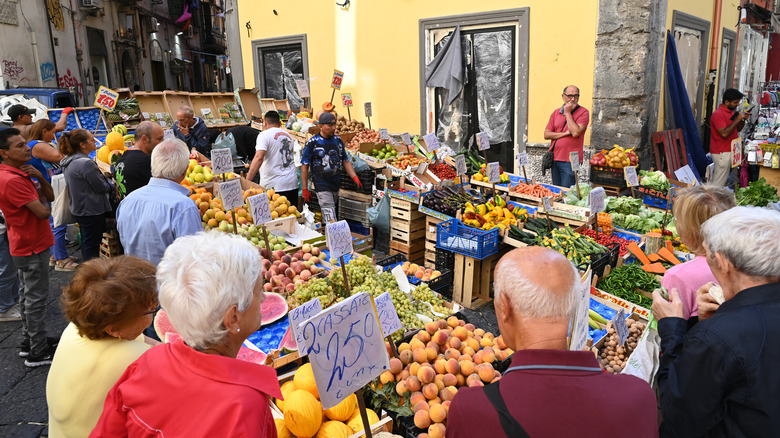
[653,206,780,437]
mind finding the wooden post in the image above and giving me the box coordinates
[261,224,271,255]
[231,208,238,235]
[330,88,336,105]
[386,336,398,358]
[574,171,582,200]
[355,388,373,438]
[346,106,352,121]
[339,255,350,295]
[95,109,103,131]
[367,116,372,130]
[521,166,529,184]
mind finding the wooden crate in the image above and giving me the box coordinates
[389,198,424,221]
[424,216,443,269]
[99,231,121,259]
[452,245,511,309]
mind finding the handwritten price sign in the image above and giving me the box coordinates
[455,155,467,176]
[624,166,639,187]
[401,132,412,145]
[487,162,500,184]
[476,132,490,151]
[331,69,344,90]
[374,292,403,337]
[423,133,439,152]
[542,196,552,212]
[94,86,119,112]
[612,309,629,346]
[247,193,272,225]
[379,128,389,140]
[364,102,372,117]
[517,152,529,168]
[289,297,323,357]
[295,79,310,98]
[211,148,233,176]
[569,151,580,173]
[218,178,244,211]
[341,93,353,107]
[326,220,353,259]
[588,187,606,213]
[297,293,389,409]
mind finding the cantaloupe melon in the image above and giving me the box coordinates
[283,389,322,438]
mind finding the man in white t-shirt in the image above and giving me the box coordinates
[247,111,299,207]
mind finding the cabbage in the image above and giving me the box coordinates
[639,170,670,192]
[292,122,302,132]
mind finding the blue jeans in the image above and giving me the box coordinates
[552,161,576,188]
[48,215,68,260]
[14,249,50,356]
[0,232,19,312]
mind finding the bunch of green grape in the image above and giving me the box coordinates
[287,276,336,308]
[413,284,450,315]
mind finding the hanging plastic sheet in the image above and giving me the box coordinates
[282,51,305,110]
[474,31,513,144]
[263,52,285,99]
[426,26,464,106]
[434,32,470,153]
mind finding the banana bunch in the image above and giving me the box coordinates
[462,195,528,232]
[112,124,128,135]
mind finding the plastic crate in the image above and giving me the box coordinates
[373,226,390,254]
[428,268,453,298]
[347,219,372,236]
[306,191,320,212]
[340,169,374,194]
[578,242,621,278]
[338,197,371,228]
[642,193,670,209]
[436,219,499,260]
[377,253,407,270]
[590,165,628,187]
[435,247,455,272]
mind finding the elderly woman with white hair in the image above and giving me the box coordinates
[90,232,282,437]
[653,206,780,437]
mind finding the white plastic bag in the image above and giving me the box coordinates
[52,174,74,227]
[621,325,661,386]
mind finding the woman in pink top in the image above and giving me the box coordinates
[661,185,734,319]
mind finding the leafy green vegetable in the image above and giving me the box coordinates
[639,170,670,192]
[736,178,779,206]
[564,184,593,207]
[606,196,643,215]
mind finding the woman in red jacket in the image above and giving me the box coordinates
[91,231,282,437]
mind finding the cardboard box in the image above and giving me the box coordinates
[589,287,651,320]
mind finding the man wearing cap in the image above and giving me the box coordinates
[301,112,361,222]
[7,104,71,139]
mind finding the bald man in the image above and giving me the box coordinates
[446,247,658,438]
[114,121,165,198]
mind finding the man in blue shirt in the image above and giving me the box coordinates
[117,138,202,266]
[173,106,210,158]
[300,112,361,222]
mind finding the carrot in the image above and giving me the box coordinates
[641,263,667,274]
[628,241,652,265]
[657,247,681,265]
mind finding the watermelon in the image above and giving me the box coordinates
[154,309,176,341]
[261,293,288,326]
[278,326,297,352]
[237,342,268,364]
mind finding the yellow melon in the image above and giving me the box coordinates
[105,131,125,151]
[275,418,294,438]
[96,145,111,164]
[275,380,295,412]
[316,420,354,438]
[346,408,380,434]
[324,394,357,422]
[283,389,322,438]
[294,363,320,399]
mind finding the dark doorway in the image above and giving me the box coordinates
[151,61,166,91]
[260,44,305,110]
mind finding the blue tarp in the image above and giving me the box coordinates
[665,30,708,181]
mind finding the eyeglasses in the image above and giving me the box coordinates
[143,305,162,317]
[564,94,580,99]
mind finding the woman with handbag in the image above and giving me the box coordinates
[26,120,77,271]
[59,129,114,261]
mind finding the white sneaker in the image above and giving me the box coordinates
[0,304,21,322]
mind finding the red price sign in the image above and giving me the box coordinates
[94,85,119,112]
[331,69,344,90]
[341,93,353,107]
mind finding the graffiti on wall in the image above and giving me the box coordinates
[2,60,24,80]
[41,63,56,84]
[58,69,82,99]
[46,0,65,31]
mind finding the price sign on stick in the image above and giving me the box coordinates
[569,151,580,173]
[379,128,389,140]
[624,166,639,187]
[612,309,629,346]
[364,102,372,117]
[516,152,529,167]
[218,178,244,211]
[326,220,353,259]
[401,132,412,145]
[330,69,344,89]
[211,148,233,176]
[674,165,697,185]
[341,93,353,107]
[476,132,490,151]
[94,85,119,112]
[288,297,323,357]
[295,80,310,98]
[487,162,501,184]
[247,193,272,225]
[731,138,742,168]
[542,196,552,212]
[374,292,403,338]
[588,187,606,213]
[455,155,467,176]
[423,133,439,152]
[297,292,390,409]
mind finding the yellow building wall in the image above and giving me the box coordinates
[238,1,599,145]
[659,0,742,131]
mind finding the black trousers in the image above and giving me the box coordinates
[74,213,106,261]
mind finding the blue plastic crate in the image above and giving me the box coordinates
[436,218,499,260]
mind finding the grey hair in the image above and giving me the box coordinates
[494,254,580,319]
[156,231,262,350]
[151,138,189,180]
[701,206,780,278]
[178,106,194,118]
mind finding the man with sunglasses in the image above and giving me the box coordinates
[544,86,590,188]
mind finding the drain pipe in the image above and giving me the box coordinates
[711,0,723,70]
[30,29,44,87]
[69,0,87,104]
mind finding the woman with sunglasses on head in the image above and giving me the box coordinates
[46,256,160,438]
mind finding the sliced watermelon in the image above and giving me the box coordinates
[164,332,181,344]
[154,309,177,341]
[261,292,288,326]
[237,344,268,364]
[277,326,297,352]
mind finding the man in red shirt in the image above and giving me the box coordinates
[0,128,58,367]
[544,85,590,187]
[446,247,658,438]
[710,88,749,187]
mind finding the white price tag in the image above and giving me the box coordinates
[375,292,403,338]
[247,193,272,225]
[296,293,389,409]
[542,196,552,212]
[416,162,428,175]
[487,162,500,184]
[218,178,244,211]
[624,166,639,187]
[423,133,439,152]
[674,165,698,186]
[379,128,389,140]
[612,309,629,346]
[569,151,580,173]
[516,152,529,167]
[588,187,606,213]
[325,220,353,259]
[295,79,310,98]
[476,132,490,151]
[211,148,233,175]
[364,102,372,117]
[289,297,323,357]
[401,132,412,145]
[455,155,467,176]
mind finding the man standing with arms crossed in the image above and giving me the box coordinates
[544,85,589,188]
[247,111,299,207]
[709,88,748,187]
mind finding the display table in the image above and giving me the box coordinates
[759,167,780,191]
